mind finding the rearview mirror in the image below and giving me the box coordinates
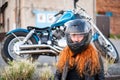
[74,0,79,9]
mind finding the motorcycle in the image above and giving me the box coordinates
[1,3,119,64]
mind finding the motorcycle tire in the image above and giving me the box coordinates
[1,32,38,63]
[94,38,119,63]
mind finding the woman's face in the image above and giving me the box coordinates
[70,33,84,42]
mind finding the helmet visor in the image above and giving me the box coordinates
[68,33,85,42]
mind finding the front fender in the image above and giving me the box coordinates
[6,28,39,42]
[7,28,29,35]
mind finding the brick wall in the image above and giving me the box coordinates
[110,17,120,35]
[97,0,120,35]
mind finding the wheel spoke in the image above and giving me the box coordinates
[8,36,32,60]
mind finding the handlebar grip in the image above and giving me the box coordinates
[54,10,64,17]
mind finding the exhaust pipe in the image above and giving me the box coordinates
[19,49,58,55]
[18,44,61,55]
[19,44,60,52]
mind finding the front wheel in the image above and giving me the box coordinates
[1,32,38,63]
[94,37,119,63]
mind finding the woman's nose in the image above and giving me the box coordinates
[71,35,84,42]
[73,36,79,42]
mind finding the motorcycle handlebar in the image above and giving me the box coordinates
[54,10,64,17]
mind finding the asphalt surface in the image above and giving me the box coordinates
[110,39,120,59]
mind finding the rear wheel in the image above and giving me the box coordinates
[94,37,119,63]
[1,32,38,63]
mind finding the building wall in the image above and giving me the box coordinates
[4,0,95,32]
[0,0,8,32]
[0,0,7,7]
[97,0,120,35]
[4,0,16,31]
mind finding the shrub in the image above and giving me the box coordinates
[39,63,54,80]
[110,34,120,39]
[0,61,55,80]
[104,55,115,76]
[0,60,35,80]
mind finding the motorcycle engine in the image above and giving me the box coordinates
[53,26,67,47]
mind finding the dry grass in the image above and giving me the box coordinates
[0,60,55,80]
[0,60,35,80]
[104,55,115,76]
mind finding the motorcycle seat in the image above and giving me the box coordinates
[27,26,50,31]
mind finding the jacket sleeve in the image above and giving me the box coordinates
[54,69,62,80]
[54,46,69,80]
[95,55,105,80]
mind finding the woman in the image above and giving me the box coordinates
[54,19,105,80]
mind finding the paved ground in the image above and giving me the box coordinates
[110,39,120,57]
[0,42,7,67]
[106,39,120,76]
